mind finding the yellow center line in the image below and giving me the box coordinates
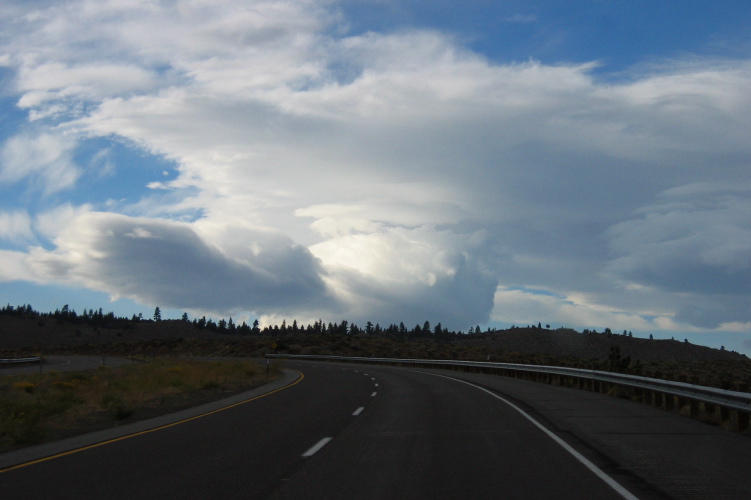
[1,370,305,474]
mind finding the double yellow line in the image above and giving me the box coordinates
[1,371,304,474]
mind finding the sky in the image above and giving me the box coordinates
[1,0,750,353]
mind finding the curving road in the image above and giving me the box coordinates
[2,360,750,499]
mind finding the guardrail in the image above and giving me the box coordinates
[0,356,42,367]
[267,353,751,431]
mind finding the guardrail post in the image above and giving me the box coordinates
[689,377,700,417]
[737,412,750,432]
[735,382,750,432]
[677,375,690,412]
[654,391,664,410]
[720,380,731,422]
[665,393,675,411]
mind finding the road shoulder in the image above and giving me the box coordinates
[0,368,300,471]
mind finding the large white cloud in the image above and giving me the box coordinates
[0,0,750,334]
[25,211,331,317]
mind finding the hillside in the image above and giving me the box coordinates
[0,313,746,362]
[460,327,747,363]
[0,311,745,362]
[2,312,750,388]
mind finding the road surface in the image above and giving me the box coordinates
[2,360,750,499]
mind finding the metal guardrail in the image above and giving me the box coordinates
[267,354,751,414]
[0,356,42,367]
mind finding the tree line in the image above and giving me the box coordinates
[3,302,623,341]
[2,303,470,339]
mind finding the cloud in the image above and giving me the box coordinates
[16,62,158,110]
[0,250,33,281]
[500,14,537,24]
[0,1,749,334]
[309,225,497,329]
[25,211,331,317]
[33,203,92,241]
[0,210,33,244]
[604,183,751,328]
[605,184,751,294]
[0,132,80,193]
[490,287,663,332]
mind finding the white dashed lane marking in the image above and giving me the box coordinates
[302,437,332,458]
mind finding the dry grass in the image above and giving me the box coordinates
[0,358,281,452]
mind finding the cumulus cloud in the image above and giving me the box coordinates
[309,225,497,329]
[0,1,749,334]
[25,212,331,316]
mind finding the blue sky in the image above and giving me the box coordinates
[0,0,750,354]
[339,1,751,69]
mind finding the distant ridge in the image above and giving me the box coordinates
[0,313,745,363]
[459,328,747,363]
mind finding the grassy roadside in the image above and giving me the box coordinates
[0,358,282,453]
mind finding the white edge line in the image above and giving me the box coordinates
[352,406,365,416]
[371,392,377,397]
[423,371,640,500]
[301,437,332,457]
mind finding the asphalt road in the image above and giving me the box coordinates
[3,360,750,499]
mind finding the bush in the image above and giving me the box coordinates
[1,358,277,451]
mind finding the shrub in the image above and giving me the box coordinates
[13,381,36,393]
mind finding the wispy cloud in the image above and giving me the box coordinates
[500,13,538,24]
[0,132,80,194]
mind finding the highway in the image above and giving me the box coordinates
[2,360,750,499]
